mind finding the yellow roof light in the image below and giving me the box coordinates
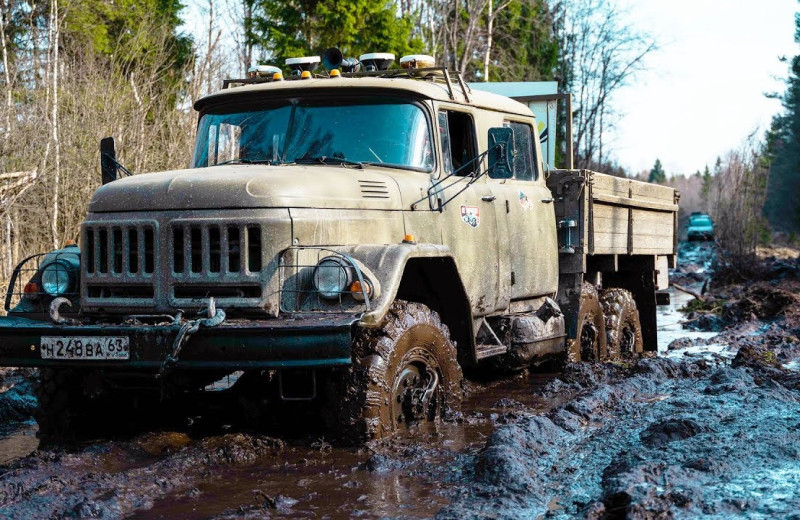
[272,71,284,81]
[329,69,341,78]
[300,70,312,79]
[403,234,416,244]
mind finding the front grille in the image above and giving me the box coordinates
[171,224,262,275]
[85,224,155,276]
[82,223,156,303]
[81,218,271,311]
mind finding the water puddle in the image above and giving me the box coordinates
[658,286,727,362]
[0,421,38,466]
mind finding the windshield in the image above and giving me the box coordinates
[192,97,434,172]
[690,216,712,225]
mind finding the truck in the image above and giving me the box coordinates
[0,51,679,441]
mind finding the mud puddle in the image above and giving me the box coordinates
[0,372,557,519]
[0,422,37,466]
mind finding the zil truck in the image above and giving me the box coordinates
[0,51,678,441]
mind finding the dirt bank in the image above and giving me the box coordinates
[438,350,800,518]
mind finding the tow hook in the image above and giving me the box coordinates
[157,298,226,378]
[49,297,74,325]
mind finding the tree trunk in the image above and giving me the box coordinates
[50,0,61,250]
[483,0,493,81]
[0,0,12,143]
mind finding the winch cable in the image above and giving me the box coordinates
[157,298,226,380]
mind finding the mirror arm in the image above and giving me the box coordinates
[102,153,133,178]
[409,145,499,210]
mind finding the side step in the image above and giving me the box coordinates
[475,344,508,360]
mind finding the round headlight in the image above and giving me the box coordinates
[40,261,75,297]
[313,257,352,299]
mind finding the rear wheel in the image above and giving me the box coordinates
[567,282,607,362]
[325,300,463,442]
[600,288,644,359]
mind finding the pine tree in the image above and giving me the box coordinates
[648,158,666,183]
[764,10,800,232]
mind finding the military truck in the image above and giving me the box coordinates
[0,52,678,441]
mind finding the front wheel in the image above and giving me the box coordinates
[325,300,463,442]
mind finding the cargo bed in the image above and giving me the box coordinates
[547,169,679,351]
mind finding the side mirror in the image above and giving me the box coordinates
[100,137,118,185]
[487,127,514,179]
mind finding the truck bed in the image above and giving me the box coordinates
[547,169,679,279]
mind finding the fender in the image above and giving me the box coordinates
[331,243,477,365]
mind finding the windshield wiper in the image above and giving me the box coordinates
[216,158,272,166]
[294,156,364,168]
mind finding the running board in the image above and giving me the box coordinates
[475,344,509,360]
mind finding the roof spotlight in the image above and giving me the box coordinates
[286,56,320,77]
[359,53,395,72]
[400,54,436,69]
[247,64,282,78]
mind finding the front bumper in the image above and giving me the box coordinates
[687,231,714,240]
[0,314,356,370]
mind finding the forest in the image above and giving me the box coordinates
[0,0,798,289]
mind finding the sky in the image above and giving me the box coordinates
[610,0,799,176]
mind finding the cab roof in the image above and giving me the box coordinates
[193,74,535,118]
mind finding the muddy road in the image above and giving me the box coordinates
[1,242,800,519]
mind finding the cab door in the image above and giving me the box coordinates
[435,109,503,316]
[488,120,558,301]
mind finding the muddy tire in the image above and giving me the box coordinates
[34,369,158,443]
[34,368,97,443]
[600,288,644,359]
[325,300,463,442]
[567,282,607,362]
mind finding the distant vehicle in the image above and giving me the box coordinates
[687,212,714,241]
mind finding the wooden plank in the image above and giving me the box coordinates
[592,193,678,212]
[591,173,630,197]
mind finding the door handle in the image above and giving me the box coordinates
[541,198,554,203]
[481,195,496,202]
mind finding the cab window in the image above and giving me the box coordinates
[439,110,477,176]
[504,121,537,181]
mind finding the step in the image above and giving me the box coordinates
[475,343,508,360]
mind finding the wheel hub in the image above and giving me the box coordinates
[393,361,439,425]
[580,319,598,360]
[620,326,636,354]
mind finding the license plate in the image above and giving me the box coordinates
[40,336,130,360]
